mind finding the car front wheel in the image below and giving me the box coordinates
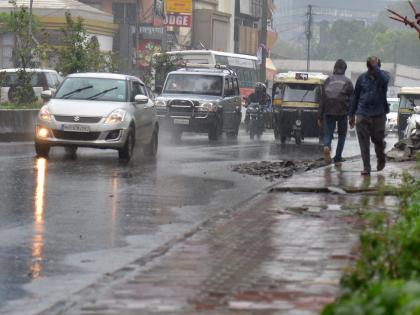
[118,127,135,161]
[144,130,158,157]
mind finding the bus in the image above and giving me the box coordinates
[165,50,259,98]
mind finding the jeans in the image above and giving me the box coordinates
[355,114,386,171]
[323,115,348,162]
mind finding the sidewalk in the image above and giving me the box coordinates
[50,159,416,315]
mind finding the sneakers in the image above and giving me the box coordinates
[323,146,332,164]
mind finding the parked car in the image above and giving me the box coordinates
[155,66,242,141]
[0,68,62,103]
[34,73,159,161]
[386,97,399,134]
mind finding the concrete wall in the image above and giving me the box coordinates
[0,110,38,142]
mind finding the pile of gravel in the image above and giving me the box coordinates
[232,160,325,181]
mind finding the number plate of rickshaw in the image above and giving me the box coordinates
[173,119,190,125]
[62,124,90,132]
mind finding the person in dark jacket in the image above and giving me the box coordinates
[349,56,390,176]
[318,59,354,165]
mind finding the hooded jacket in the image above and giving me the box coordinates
[319,60,354,118]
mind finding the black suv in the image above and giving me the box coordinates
[155,67,242,141]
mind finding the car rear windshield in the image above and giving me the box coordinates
[163,74,222,96]
[283,83,321,103]
[55,77,127,102]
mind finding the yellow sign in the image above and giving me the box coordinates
[165,0,192,13]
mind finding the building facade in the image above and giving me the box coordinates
[0,0,116,68]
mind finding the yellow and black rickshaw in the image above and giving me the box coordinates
[397,87,420,140]
[272,72,328,144]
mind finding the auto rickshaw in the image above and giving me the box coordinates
[397,87,420,140]
[272,72,328,144]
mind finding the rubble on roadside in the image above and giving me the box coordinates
[232,159,326,181]
[387,140,419,162]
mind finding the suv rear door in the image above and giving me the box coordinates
[222,76,241,132]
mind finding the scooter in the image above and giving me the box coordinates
[247,102,265,140]
[403,104,420,156]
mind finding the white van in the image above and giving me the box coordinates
[0,68,62,103]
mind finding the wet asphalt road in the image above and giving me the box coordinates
[0,131,395,314]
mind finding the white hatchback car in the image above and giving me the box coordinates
[35,73,159,160]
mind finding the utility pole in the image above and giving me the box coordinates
[306,4,313,72]
[28,0,33,40]
[259,0,268,83]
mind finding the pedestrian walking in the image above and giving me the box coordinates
[318,59,354,166]
[349,56,390,176]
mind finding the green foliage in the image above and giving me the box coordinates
[323,173,420,314]
[141,51,185,90]
[0,4,38,105]
[56,12,119,75]
[322,281,420,315]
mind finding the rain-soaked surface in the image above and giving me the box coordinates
[0,131,398,314]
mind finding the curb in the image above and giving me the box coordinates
[0,109,38,142]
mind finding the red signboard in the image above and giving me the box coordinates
[164,14,192,27]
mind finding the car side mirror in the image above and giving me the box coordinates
[135,94,149,105]
[41,90,52,101]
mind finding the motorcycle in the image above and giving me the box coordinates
[402,104,420,156]
[246,102,265,140]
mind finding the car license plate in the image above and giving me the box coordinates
[62,124,90,133]
[173,119,190,125]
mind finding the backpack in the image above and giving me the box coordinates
[324,76,348,102]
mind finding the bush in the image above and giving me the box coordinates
[323,173,420,314]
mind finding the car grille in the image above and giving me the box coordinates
[52,130,100,141]
[168,99,197,116]
[54,115,102,123]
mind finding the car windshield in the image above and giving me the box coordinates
[399,95,420,109]
[283,83,320,103]
[55,77,127,102]
[163,74,223,96]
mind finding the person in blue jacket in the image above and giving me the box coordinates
[349,56,390,176]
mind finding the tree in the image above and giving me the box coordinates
[56,12,118,75]
[311,20,420,67]
[0,4,38,104]
[140,49,185,90]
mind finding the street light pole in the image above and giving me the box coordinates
[28,0,33,40]
[259,0,268,83]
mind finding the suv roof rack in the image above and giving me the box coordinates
[176,63,237,76]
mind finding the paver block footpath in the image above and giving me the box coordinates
[57,159,415,315]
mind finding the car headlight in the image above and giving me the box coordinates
[201,102,218,112]
[155,99,167,108]
[39,105,52,121]
[105,109,126,125]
